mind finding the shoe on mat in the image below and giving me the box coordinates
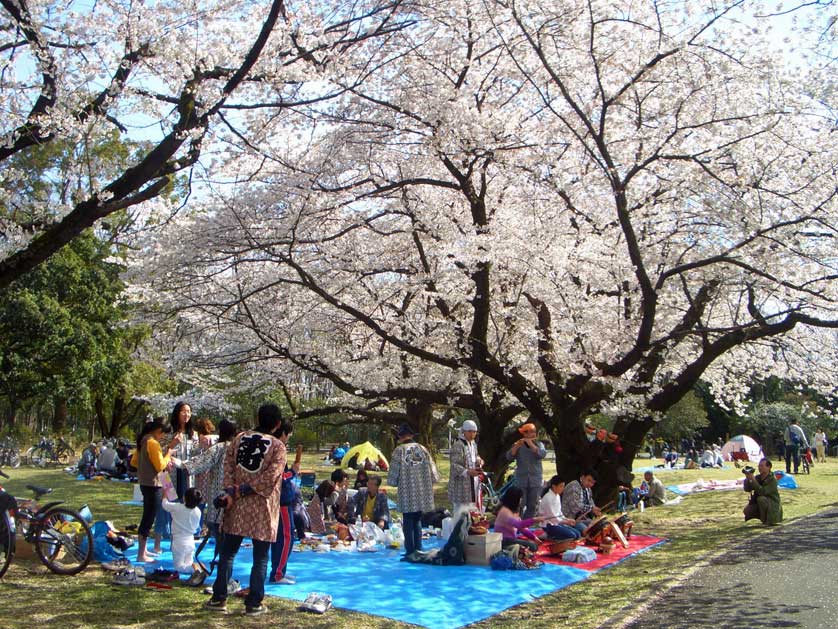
[101,558,132,571]
[227,579,241,595]
[312,594,332,614]
[245,604,267,616]
[112,569,145,586]
[187,569,208,587]
[277,575,296,585]
[204,598,227,612]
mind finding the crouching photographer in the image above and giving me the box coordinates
[742,458,783,526]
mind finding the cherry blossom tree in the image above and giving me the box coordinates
[0,0,413,289]
[136,0,838,495]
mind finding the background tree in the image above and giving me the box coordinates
[0,0,413,288]
[135,0,838,497]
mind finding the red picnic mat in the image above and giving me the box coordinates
[535,534,665,572]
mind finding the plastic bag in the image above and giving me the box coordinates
[389,522,404,548]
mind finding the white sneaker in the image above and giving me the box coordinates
[113,569,145,586]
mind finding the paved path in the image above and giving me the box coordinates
[620,507,838,629]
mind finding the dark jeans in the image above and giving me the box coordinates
[402,511,423,555]
[212,534,270,608]
[785,445,800,473]
[544,523,581,540]
[138,485,162,538]
[270,506,292,581]
[502,537,539,552]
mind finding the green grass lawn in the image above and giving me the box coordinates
[1,454,836,629]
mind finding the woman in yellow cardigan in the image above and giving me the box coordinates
[131,419,172,563]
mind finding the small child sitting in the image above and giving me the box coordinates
[161,487,203,582]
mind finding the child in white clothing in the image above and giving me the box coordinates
[161,487,202,578]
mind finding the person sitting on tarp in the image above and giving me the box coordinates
[663,450,678,468]
[494,486,546,552]
[354,468,369,490]
[330,468,351,524]
[700,447,718,468]
[538,476,581,541]
[351,475,390,529]
[307,480,338,535]
[743,458,783,526]
[97,444,121,476]
[642,471,666,507]
[562,469,602,534]
[78,443,98,479]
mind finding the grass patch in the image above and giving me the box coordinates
[1,455,836,629]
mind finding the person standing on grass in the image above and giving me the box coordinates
[814,428,827,464]
[132,419,172,563]
[783,418,809,474]
[506,422,547,519]
[270,418,299,585]
[448,419,484,513]
[388,423,438,557]
[177,419,239,555]
[205,403,286,617]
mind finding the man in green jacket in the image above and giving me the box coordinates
[743,458,783,525]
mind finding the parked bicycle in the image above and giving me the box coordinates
[0,468,93,578]
[478,471,516,511]
[0,437,20,469]
[28,435,75,467]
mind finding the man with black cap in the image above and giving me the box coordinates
[388,423,438,556]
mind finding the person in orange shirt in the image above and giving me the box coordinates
[131,419,172,563]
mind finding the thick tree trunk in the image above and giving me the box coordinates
[405,399,435,458]
[4,401,16,428]
[52,396,68,433]
[94,396,108,437]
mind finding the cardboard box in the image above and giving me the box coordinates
[464,532,502,566]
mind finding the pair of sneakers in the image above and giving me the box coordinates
[299,592,332,614]
[205,600,268,616]
[101,557,132,572]
[113,569,145,586]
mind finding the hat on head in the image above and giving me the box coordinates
[461,420,479,432]
[397,423,416,439]
[518,422,536,435]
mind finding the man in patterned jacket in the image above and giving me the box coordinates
[205,403,286,616]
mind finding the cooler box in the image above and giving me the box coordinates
[464,532,502,566]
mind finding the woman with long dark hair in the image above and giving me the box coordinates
[178,419,238,570]
[130,419,172,563]
[494,486,545,552]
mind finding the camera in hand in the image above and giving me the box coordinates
[213,492,229,509]
[742,465,755,474]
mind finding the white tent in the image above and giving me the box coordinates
[721,435,764,462]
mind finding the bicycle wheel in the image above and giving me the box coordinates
[34,507,93,575]
[56,448,71,465]
[0,510,14,579]
[30,448,47,467]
